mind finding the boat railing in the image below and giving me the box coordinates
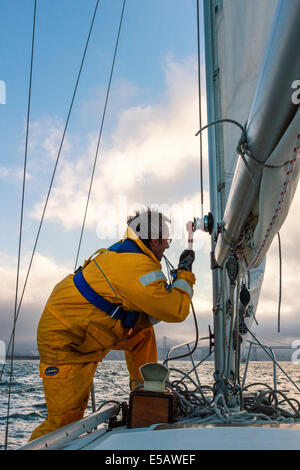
[164,336,210,389]
[18,404,120,450]
[242,340,278,391]
[165,336,300,398]
[242,339,300,395]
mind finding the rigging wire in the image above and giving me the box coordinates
[0,0,100,384]
[4,0,37,450]
[74,0,127,272]
[196,0,204,219]
[161,0,206,364]
[277,232,282,333]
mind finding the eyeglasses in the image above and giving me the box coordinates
[153,238,172,245]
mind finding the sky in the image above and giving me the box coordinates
[0,0,300,358]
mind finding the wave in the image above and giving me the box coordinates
[0,411,44,421]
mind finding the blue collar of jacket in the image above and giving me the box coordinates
[108,238,145,255]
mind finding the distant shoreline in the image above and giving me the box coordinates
[6,356,40,360]
[4,356,296,362]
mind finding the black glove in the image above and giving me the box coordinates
[178,249,195,271]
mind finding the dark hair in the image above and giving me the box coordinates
[127,208,171,241]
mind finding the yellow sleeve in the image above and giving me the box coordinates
[117,260,196,323]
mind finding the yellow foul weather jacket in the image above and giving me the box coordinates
[37,227,196,366]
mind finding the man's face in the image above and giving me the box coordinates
[150,238,171,261]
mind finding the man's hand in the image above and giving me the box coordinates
[178,249,195,271]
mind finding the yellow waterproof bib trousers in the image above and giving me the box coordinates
[29,327,157,441]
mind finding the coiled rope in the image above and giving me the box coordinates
[164,363,300,425]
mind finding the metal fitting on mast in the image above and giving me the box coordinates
[192,212,214,235]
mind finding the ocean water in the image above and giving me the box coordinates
[1,359,300,450]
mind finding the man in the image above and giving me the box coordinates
[29,209,195,441]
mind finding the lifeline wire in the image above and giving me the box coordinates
[74,0,127,272]
[0,0,100,383]
[4,0,37,450]
[245,326,300,394]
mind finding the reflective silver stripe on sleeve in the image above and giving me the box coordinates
[139,270,167,286]
[172,279,193,299]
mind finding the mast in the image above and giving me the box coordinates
[203,0,228,392]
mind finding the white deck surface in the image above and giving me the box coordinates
[63,423,300,450]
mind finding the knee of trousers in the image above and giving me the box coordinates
[28,407,84,442]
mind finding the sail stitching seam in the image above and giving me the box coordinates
[247,133,300,270]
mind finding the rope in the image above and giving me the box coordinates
[162,255,199,364]
[0,0,100,384]
[96,400,122,413]
[166,367,300,425]
[239,141,292,169]
[163,302,199,364]
[74,0,127,271]
[195,119,294,170]
[4,0,37,450]
[195,119,247,140]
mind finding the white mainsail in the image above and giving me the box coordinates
[204,0,300,384]
[212,0,300,267]
[214,0,278,204]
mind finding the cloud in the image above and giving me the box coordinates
[257,182,300,321]
[0,251,72,352]
[0,251,71,307]
[81,77,141,123]
[28,57,209,234]
[27,117,72,163]
[0,166,29,184]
